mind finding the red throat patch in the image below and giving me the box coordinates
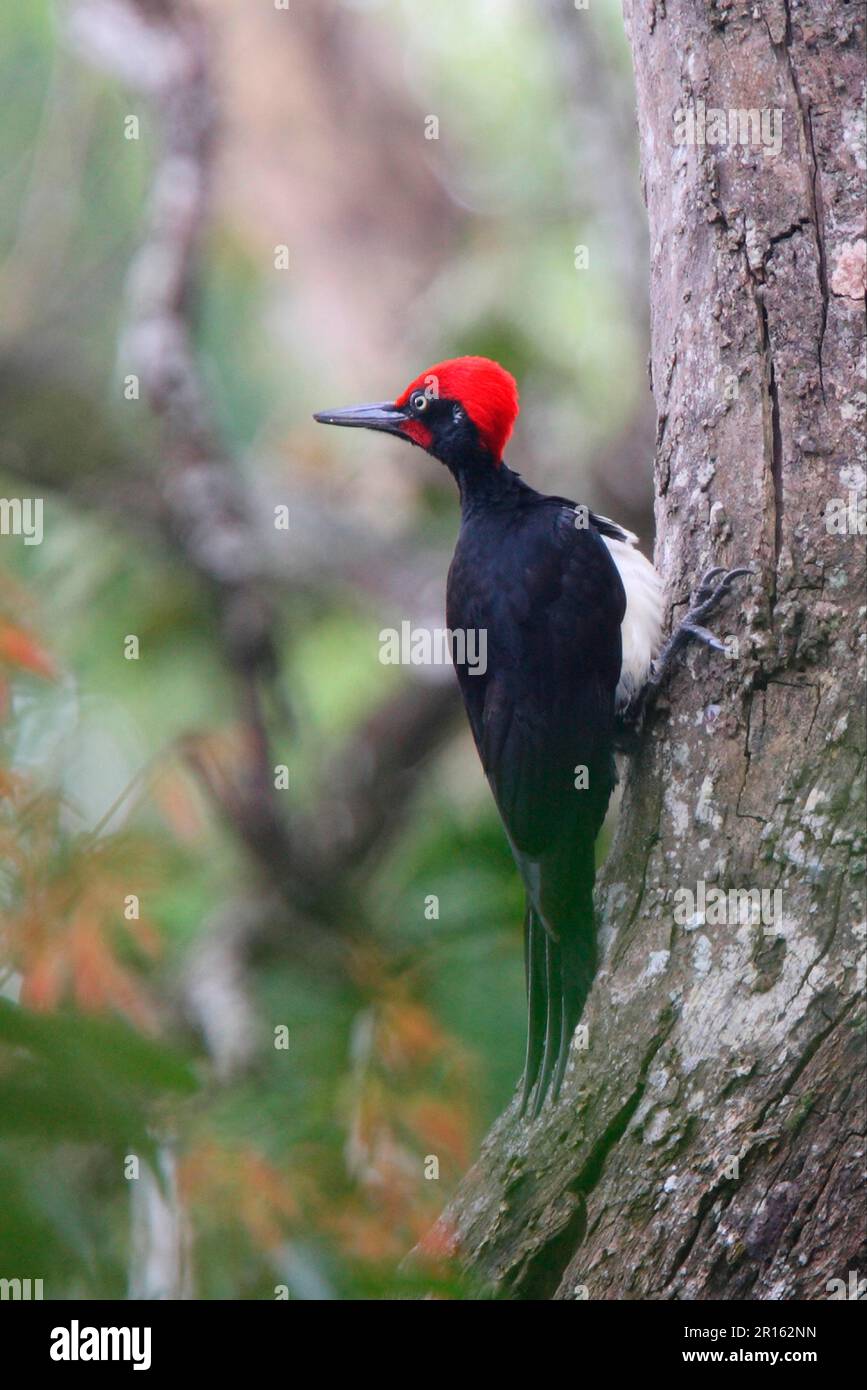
[400,419,434,449]
[395,356,519,463]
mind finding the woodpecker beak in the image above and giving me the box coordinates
[313,401,409,437]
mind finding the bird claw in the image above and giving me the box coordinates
[619,565,752,734]
[690,566,728,607]
[689,566,754,618]
[653,564,752,684]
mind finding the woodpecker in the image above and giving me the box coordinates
[315,357,747,1117]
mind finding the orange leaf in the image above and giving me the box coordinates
[150,765,206,842]
[0,620,56,679]
[381,1001,446,1068]
[21,951,66,1012]
[409,1099,471,1166]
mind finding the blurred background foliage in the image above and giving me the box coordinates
[0,0,651,1299]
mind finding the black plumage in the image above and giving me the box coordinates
[447,470,624,1113]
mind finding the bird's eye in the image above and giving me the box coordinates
[411,392,429,413]
[453,404,464,422]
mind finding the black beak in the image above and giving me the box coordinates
[313,401,409,437]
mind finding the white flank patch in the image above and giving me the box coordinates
[601,528,665,708]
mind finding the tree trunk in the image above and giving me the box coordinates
[439,0,866,1300]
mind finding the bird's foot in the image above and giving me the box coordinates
[621,565,753,731]
[654,565,753,675]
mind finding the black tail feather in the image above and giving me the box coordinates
[519,907,547,1116]
[550,914,596,1101]
[520,870,597,1119]
[530,929,563,1119]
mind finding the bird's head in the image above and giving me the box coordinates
[314,356,520,474]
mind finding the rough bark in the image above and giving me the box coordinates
[439,0,866,1300]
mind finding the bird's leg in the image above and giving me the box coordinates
[620,566,753,734]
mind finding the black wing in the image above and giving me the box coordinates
[449,502,625,867]
[447,501,625,1111]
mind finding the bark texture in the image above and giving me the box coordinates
[439,0,866,1300]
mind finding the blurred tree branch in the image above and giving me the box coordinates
[68,0,291,878]
[0,0,467,1065]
